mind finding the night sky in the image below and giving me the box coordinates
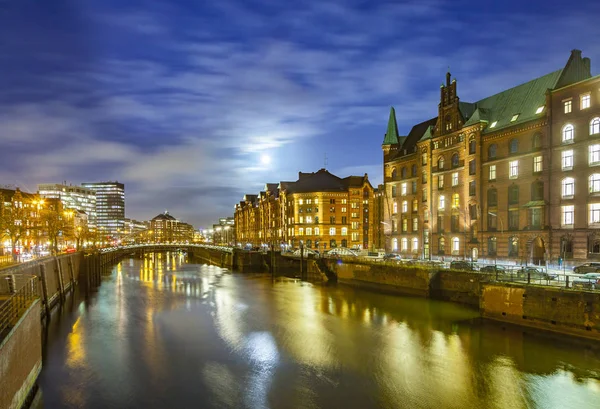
[2,0,600,228]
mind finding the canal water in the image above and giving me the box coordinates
[33,252,600,409]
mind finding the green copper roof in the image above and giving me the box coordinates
[383,107,400,145]
[418,125,434,142]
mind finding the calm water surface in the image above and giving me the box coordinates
[34,253,600,409]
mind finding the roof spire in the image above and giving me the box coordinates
[446,69,451,86]
[382,106,400,145]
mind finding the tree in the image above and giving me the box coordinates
[40,199,66,255]
[0,189,32,260]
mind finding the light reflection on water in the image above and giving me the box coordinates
[35,252,600,409]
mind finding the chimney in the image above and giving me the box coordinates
[583,57,592,77]
[571,49,582,59]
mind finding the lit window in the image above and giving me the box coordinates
[315,227,320,235]
[562,124,574,142]
[438,157,445,170]
[392,238,398,251]
[402,219,408,232]
[329,227,336,235]
[534,156,543,173]
[413,217,418,231]
[393,201,398,214]
[438,176,444,189]
[452,172,458,186]
[590,204,600,223]
[401,238,408,251]
[562,150,573,170]
[564,100,572,113]
[315,199,319,204]
[590,118,600,135]
[590,174,600,193]
[298,228,304,236]
[562,177,574,198]
[439,195,445,210]
[489,165,496,181]
[452,237,460,253]
[401,183,407,196]
[490,121,498,128]
[509,160,519,179]
[412,199,418,212]
[341,227,348,236]
[511,114,519,122]
[452,193,459,208]
[341,207,347,213]
[412,238,419,251]
[299,216,304,223]
[298,199,304,205]
[422,153,428,165]
[306,227,312,235]
[562,205,574,226]
[581,93,591,110]
[400,201,407,213]
[535,106,545,114]
[590,144,600,165]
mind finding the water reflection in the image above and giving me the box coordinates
[35,253,600,409]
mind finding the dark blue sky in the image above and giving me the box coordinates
[1,0,600,227]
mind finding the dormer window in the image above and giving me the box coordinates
[490,121,498,128]
[511,114,519,122]
[535,106,545,114]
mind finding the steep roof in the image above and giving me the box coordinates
[287,169,347,193]
[382,107,400,145]
[389,117,437,158]
[152,212,176,221]
[342,175,371,189]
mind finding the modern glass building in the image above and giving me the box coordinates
[81,181,125,237]
[38,183,97,230]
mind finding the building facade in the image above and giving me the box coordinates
[81,181,125,237]
[38,183,97,231]
[235,169,375,251]
[149,212,194,243]
[382,49,596,265]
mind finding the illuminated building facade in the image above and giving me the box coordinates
[38,183,97,231]
[149,212,194,243]
[382,49,596,265]
[235,169,375,251]
[81,181,125,237]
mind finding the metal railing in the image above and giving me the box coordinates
[0,274,39,337]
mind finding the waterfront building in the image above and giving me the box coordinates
[81,181,125,237]
[382,49,597,265]
[211,217,235,245]
[149,211,194,243]
[38,183,97,231]
[0,188,41,254]
[235,169,375,251]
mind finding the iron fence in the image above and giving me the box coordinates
[0,274,39,337]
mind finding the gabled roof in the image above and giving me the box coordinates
[287,169,347,193]
[382,107,400,145]
[152,212,176,221]
[389,117,437,158]
[342,175,371,189]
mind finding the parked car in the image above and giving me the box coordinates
[573,263,600,274]
[383,253,402,261]
[480,265,506,273]
[516,267,557,281]
[449,260,475,271]
[571,272,600,289]
[325,247,358,257]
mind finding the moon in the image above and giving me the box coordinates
[260,154,271,165]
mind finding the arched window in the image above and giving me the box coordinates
[411,164,417,176]
[487,188,498,207]
[508,185,519,205]
[532,133,542,149]
[488,144,497,159]
[451,153,459,167]
[391,168,397,179]
[591,118,600,135]
[469,140,476,154]
[562,124,574,142]
[439,237,446,254]
[401,238,408,251]
[590,174,600,193]
[531,181,544,201]
[412,238,419,252]
[438,156,445,170]
[508,237,519,257]
[401,167,407,179]
[452,237,460,254]
[562,177,575,198]
[509,138,519,154]
[392,238,398,251]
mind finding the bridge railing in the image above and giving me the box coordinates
[0,274,39,338]
[98,243,234,254]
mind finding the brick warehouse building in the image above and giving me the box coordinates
[235,169,375,252]
[382,49,599,266]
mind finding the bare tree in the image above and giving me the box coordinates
[40,199,66,255]
[0,190,32,260]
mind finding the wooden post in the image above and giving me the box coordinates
[39,264,50,317]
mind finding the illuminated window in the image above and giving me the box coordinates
[452,172,458,186]
[590,174,600,193]
[351,222,359,229]
[562,124,574,142]
[535,106,544,114]
[351,232,359,241]
[509,160,519,179]
[315,199,319,204]
[401,238,408,251]
[533,156,543,173]
[489,165,496,181]
[422,153,427,165]
[393,201,398,214]
[341,207,347,213]
[590,144,600,165]
[412,199,418,212]
[438,176,444,189]
[401,183,407,196]
[402,201,408,213]
[452,237,460,253]
[341,227,348,236]
[306,227,312,235]
[452,193,459,208]
[392,220,397,232]
[298,199,304,205]
[341,199,347,204]
[564,99,572,113]
[299,216,304,223]
[562,150,573,170]
[438,156,445,170]
[392,238,398,251]
[298,228,304,236]
[581,93,591,110]
[490,121,497,128]
[439,195,445,210]
[511,114,519,122]
[329,227,336,235]
[402,219,408,232]
[412,238,418,251]
[439,237,446,253]
[590,204,600,223]
[562,177,575,198]
[412,217,418,231]
[591,118,600,135]
[562,206,574,226]
[315,227,320,236]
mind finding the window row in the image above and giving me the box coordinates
[437,237,461,254]
[391,182,417,196]
[561,118,600,143]
[488,134,543,159]
[392,237,420,252]
[560,174,600,197]
[391,165,418,179]
[391,218,420,233]
[563,94,591,114]
[392,199,419,214]
[561,145,600,170]
[487,182,544,206]
[562,203,600,225]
